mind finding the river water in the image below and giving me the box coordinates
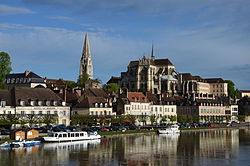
[1,128,250,166]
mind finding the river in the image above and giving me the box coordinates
[1,128,250,166]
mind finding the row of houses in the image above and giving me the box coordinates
[0,71,245,127]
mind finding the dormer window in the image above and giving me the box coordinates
[100,103,103,108]
[38,101,43,106]
[53,101,58,106]
[20,100,25,106]
[105,103,108,108]
[46,101,50,106]
[0,101,6,107]
[62,101,66,106]
[95,103,98,108]
[30,100,35,106]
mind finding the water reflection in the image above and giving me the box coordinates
[1,129,250,166]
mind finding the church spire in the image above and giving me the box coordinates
[79,32,93,79]
[151,44,155,59]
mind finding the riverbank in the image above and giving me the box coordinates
[98,126,249,137]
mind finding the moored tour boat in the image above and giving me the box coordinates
[158,124,180,134]
[43,131,101,142]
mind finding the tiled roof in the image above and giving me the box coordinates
[146,92,158,103]
[127,92,147,102]
[181,73,204,81]
[0,90,12,105]
[14,87,62,106]
[205,78,226,83]
[85,88,109,98]
[153,59,173,66]
[240,90,250,93]
[74,96,108,108]
[107,76,121,84]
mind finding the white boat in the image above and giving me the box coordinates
[158,124,180,134]
[43,131,101,142]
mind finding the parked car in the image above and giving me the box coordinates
[0,129,11,135]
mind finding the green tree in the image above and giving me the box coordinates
[169,115,177,123]
[237,115,245,122]
[77,74,89,88]
[41,114,58,126]
[149,115,157,125]
[0,52,12,89]
[225,80,240,99]
[103,83,120,94]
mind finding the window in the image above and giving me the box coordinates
[95,103,98,108]
[46,101,50,106]
[38,101,43,106]
[47,111,50,114]
[31,111,35,114]
[20,100,25,106]
[39,111,43,114]
[54,111,58,114]
[8,111,11,114]
[100,103,103,108]
[63,111,66,116]
[3,110,6,114]
[30,100,35,106]
[53,101,58,106]
[0,101,6,107]
[105,103,108,108]
[21,111,25,115]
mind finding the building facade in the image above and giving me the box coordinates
[0,88,70,126]
[6,71,46,90]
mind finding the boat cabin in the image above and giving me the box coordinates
[48,132,88,138]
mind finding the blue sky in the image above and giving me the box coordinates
[0,0,250,89]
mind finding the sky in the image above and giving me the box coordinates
[0,0,249,89]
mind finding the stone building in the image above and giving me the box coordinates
[0,88,70,126]
[79,32,93,79]
[119,46,178,96]
[6,71,46,90]
[72,88,114,116]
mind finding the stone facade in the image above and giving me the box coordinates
[79,33,93,79]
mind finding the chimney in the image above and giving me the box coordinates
[62,88,67,102]
[25,71,30,76]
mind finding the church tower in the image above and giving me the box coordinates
[79,32,93,79]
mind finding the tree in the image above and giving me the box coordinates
[77,74,89,88]
[103,83,120,94]
[149,115,157,125]
[0,52,12,89]
[26,114,39,127]
[225,80,239,99]
[40,114,58,126]
[169,115,177,123]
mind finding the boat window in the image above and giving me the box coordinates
[76,133,80,137]
[80,133,83,136]
[58,134,62,137]
[63,134,67,137]
[71,133,74,137]
[68,133,71,137]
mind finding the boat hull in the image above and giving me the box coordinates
[43,135,101,142]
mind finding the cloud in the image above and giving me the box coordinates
[0,4,35,15]
[48,16,73,21]
[0,23,148,83]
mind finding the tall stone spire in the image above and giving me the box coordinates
[151,44,155,59]
[79,32,93,79]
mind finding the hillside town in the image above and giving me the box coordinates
[0,33,250,129]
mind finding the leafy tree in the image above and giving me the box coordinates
[103,83,120,94]
[77,74,89,88]
[65,80,77,90]
[0,52,12,89]
[169,115,177,123]
[149,115,157,125]
[225,80,240,99]
[41,114,58,126]
[237,115,245,122]
[26,114,39,127]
